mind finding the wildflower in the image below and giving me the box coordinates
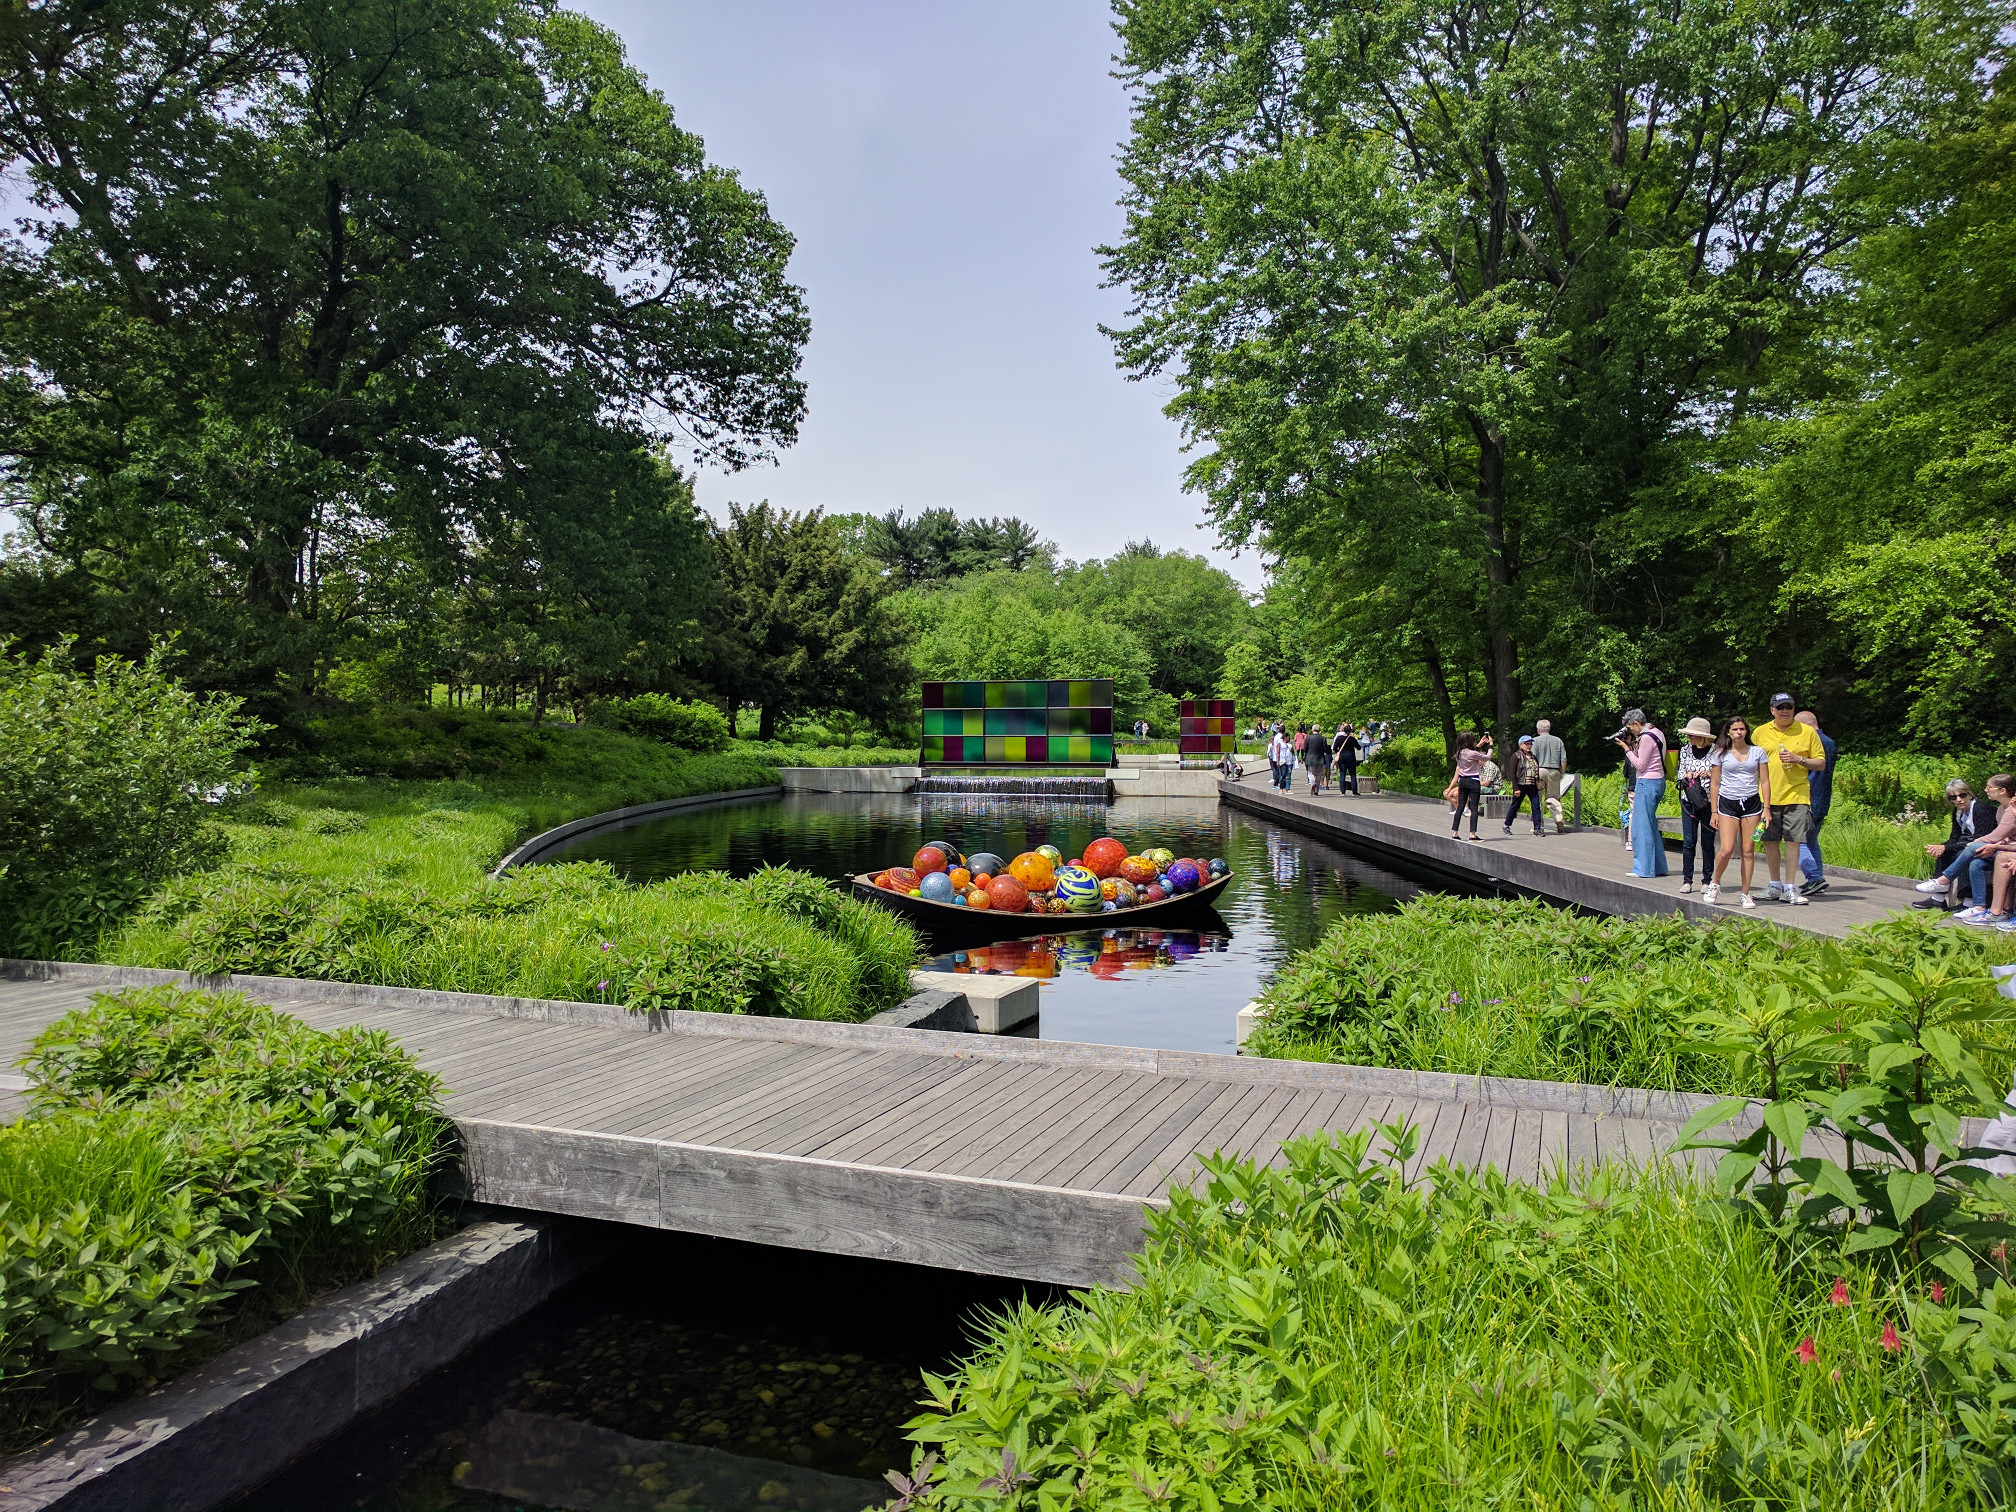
[1930,1281,1946,1305]
[1795,1337,1817,1366]
[1448,991,1463,1006]
[601,940,613,951]
[1880,1320,1903,1354]
[597,979,610,992]
[1576,975,1592,983]
[1485,998,1503,1005]
[1830,1278,1850,1307]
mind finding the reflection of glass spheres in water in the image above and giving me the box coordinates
[940,929,1221,982]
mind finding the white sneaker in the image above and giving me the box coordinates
[1916,878,1951,894]
[1681,882,1693,894]
[1766,880,1785,901]
[1739,892,1757,909]
[1955,906,1989,924]
[1784,890,1808,906]
[1703,883,1720,904]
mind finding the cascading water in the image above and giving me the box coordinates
[913,774,1110,798]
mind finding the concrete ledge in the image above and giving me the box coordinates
[490,786,783,876]
[910,971,1039,1033]
[868,988,976,1032]
[1107,768,1223,797]
[778,766,920,794]
[0,1218,607,1512]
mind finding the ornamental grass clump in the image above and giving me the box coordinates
[0,987,446,1451]
[899,1122,2016,1509]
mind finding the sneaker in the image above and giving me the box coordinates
[1997,915,2016,933]
[1681,882,1694,894]
[1801,877,1830,898]
[1502,827,1513,837]
[1766,880,1786,901]
[1916,878,1951,894]
[1911,897,1948,911]
[1784,890,1809,906]
[1703,883,1720,904]
[1967,912,2005,929]
[1954,907,1990,924]
[1739,892,1757,909]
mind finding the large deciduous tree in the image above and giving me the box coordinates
[0,0,807,716]
[1103,0,1924,741]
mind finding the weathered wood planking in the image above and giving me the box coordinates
[0,964,1762,1286]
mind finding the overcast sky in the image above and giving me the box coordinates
[575,0,1262,589]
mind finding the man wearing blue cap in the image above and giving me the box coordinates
[1751,693,1827,906]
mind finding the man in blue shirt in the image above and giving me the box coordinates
[1795,710,1838,896]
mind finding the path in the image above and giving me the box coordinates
[0,962,1722,1288]
[1223,782,1917,939]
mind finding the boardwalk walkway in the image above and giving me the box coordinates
[1223,782,1918,939]
[0,962,1722,1288]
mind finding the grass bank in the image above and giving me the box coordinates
[902,1130,2016,1509]
[84,711,921,1021]
[1249,896,2016,1093]
[2,986,446,1454]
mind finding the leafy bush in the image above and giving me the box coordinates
[1,988,445,1446]
[901,1124,2011,1508]
[596,694,732,753]
[0,640,262,957]
[728,738,917,767]
[302,807,368,835]
[1252,896,2016,1094]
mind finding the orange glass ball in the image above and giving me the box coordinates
[966,888,992,910]
[1008,851,1056,892]
[1082,837,1129,879]
[1118,855,1159,886]
[948,866,972,890]
[985,874,1030,913]
[912,847,948,876]
[881,867,920,892]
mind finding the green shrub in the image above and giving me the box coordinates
[900,1127,2014,1509]
[1,988,444,1441]
[728,738,916,767]
[301,807,368,836]
[1251,896,2016,1093]
[0,640,262,957]
[596,694,732,753]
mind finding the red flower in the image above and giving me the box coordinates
[1880,1320,1903,1354]
[1795,1337,1818,1365]
[1930,1282,1947,1305]
[1830,1279,1851,1307]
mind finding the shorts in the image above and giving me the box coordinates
[1716,794,1763,821]
[1762,804,1813,844]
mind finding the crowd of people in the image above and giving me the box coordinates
[1256,719,1392,797]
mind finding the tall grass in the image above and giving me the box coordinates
[907,1133,2000,1509]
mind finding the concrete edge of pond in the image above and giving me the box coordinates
[489,785,786,876]
[5,959,1738,1126]
[0,1216,612,1512]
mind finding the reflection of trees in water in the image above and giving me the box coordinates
[1222,812,1416,961]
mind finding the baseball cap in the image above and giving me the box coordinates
[1518,734,1534,744]
[1769,692,1795,708]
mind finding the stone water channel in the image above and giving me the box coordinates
[219,791,1455,1510]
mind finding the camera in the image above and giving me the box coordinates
[1607,727,1633,743]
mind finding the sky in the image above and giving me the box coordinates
[575,0,1263,589]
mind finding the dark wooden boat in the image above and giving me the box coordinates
[850,868,1234,936]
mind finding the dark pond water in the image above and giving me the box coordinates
[225,1230,1055,1512]
[543,792,1449,1054]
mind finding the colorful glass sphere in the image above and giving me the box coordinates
[948,866,972,890]
[1035,843,1063,866]
[922,839,962,866]
[1167,859,1203,893]
[1099,878,1119,901]
[1100,899,1118,912]
[1142,883,1167,904]
[1048,896,1070,914]
[985,874,1030,913]
[1055,865,1104,912]
[966,852,1005,880]
[966,888,992,909]
[1146,847,1176,870]
[1110,879,1139,908]
[1208,857,1230,877]
[1082,837,1129,878]
[912,846,948,876]
[1008,851,1056,892]
[919,871,956,902]
[880,866,920,892]
[952,892,968,906]
[1118,855,1159,886]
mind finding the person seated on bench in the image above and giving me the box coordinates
[1917,778,2007,911]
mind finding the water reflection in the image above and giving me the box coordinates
[545,792,1461,1054]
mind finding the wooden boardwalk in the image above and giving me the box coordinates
[0,963,1723,1287]
[1224,782,1920,939]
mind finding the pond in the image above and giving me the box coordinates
[224,1230,1059,1512]
[541,792,1451,1054]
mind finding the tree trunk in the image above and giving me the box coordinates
[1422,638,1459,760]
[532,675,548,725]
[1469,417,1524,739]
[758,703,777,742]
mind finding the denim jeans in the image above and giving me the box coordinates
[1941,841,1989,906]
[1631,777,1670,877]
[1681,801,1718,884]
[1799,809,1827,883]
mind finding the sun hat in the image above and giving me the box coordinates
[1680,716,1713,739]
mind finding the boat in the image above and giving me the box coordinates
[849,868,1233,937]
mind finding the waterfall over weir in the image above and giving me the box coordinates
[913,773,1111,799]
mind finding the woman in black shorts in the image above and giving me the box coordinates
[1706,717,1772,907]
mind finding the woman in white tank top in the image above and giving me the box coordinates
[1707,717,1772,906]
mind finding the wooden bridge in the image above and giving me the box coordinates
[0,961,1720,1287]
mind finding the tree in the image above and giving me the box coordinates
[855,508,1055,590]
[0,0,807,714]
[1057,541,1248,699]
[1104,0,1926,741]
[702,503,911,740]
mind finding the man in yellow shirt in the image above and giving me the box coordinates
[1751,693,1827,905]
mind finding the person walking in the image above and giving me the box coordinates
[1333,723,1360,796]
[1531,718,1567,829]
[1750,693,1826,905]
[1446,730,1487,841]
[1707,716,1771,906]
[1795,710,1837,896]
[1675,717,1718,894]
[1305,721,1331,795]
[1502,735,1545,837]
[1266,726,1292,790]
[1622,709,1670,878]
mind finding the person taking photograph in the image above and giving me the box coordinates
[1446,731,1487,841]
[1622,709,1669,879]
